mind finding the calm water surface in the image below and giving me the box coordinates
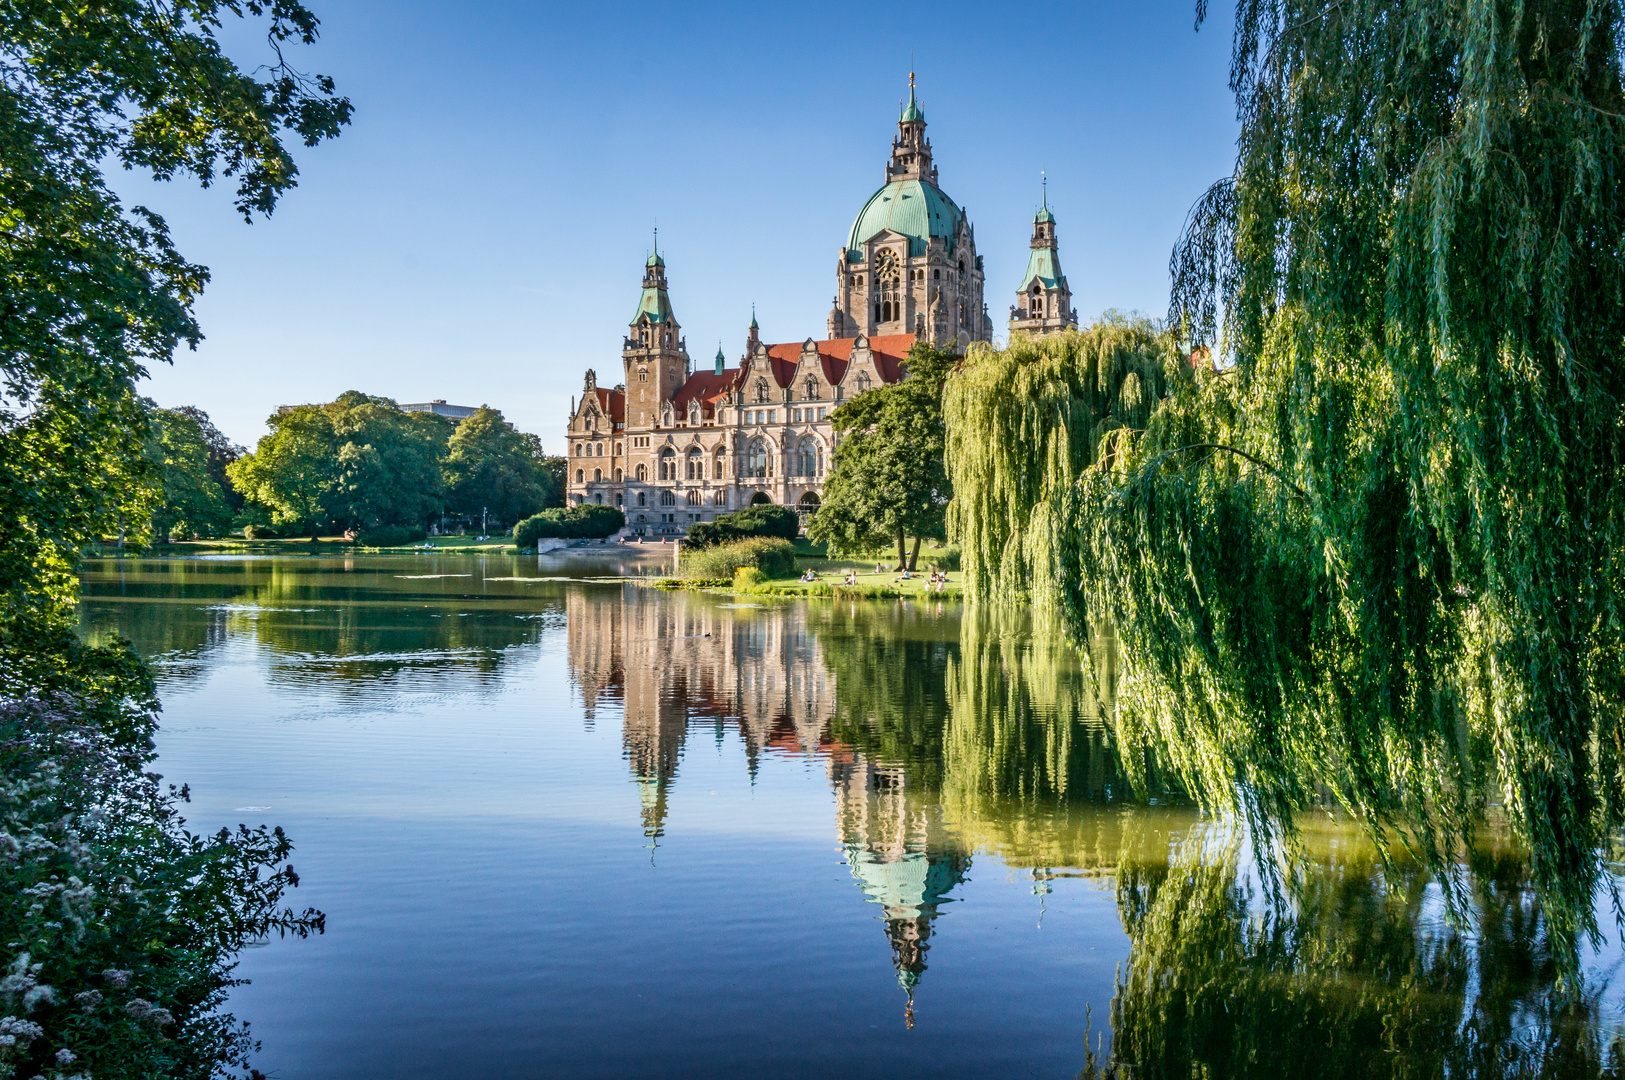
[77,554,1625,1078]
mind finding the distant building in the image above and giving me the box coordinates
[399,399,480,421]
[275,398,490,423]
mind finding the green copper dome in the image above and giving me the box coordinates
[847,179,963,259]
[646,250,664,267]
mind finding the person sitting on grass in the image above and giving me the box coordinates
[800,568,818,583]
[844,570,858,586]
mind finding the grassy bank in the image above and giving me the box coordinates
[657,568,961,601]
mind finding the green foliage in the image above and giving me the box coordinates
[512,505,625,545]
[146,406,233,542]
[225,405,337,539]
[970,0,1625,967]
[168,406,245,512]
[229,394,450,538]
[0,0,349,643]
[356,524,426,547]
[732,566,767,591]
[685,504,800,548]
[810,341,957,569]
[941,316,1173,610]
[444,407,550,525]
[0,696,322,1080]
[0,3,346,1072]
[678,537,797,581]
[520,433,567,510]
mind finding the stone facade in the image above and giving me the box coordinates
[565,79,1068,535]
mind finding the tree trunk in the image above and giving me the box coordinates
[895,527,906,571]
[906,536,921,572]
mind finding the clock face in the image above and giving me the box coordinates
[876,249,898,280]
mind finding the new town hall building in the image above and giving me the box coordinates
[565,80,1078,535]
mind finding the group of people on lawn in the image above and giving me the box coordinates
[795,565,952,592]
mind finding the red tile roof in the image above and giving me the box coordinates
[668,333,917,415]
[593,387,625,425]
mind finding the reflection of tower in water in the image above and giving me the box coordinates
[564,589,967,1018]
[564,588,837,842]
[830,753,969,1026]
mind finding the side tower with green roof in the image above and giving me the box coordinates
[1009,181,1078,336]
[827,75,992,346]
[622,242,690,431]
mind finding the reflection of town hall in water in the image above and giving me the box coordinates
[565,79,1078,534]
[565,588,967,1002]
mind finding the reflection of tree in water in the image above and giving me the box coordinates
[77,557,566,694]
[815,601,958,788]
[1080,825,1624,1080]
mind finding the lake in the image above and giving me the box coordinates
[77,553,1625,1078]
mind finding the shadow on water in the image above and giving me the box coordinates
[78,556,1625,1077]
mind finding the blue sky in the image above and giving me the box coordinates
[124,0,1239,451]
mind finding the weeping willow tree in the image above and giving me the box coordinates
[941,316,1178,611]
[984,0,1625,967]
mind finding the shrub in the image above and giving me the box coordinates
[680,537,797,581]
[357,524,426,547]
[684,504,800,549]
[0,696,321,1079]
[733,566,767,590]
[514,505,625,546]
[927,545,961,572]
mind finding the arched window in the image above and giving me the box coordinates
[614,468,623,481]
[750,491,772,506]
[747,438,769,478]
[575,445,583,456]
[797,437,819,478]
[593,468,602,482]
[798,491,821,511]
[754,378,771,404]
[615,442,622,455]
[636,464,647,482]
[687,400,701,425]
[856,372,871,393]
[686,448,703,479]
[714,448,726,479]
[594,493,603,504]
[659,490,675,506]
[713,489,728,506]
[659,447,676,481]
[686,490,701,506]
[804,377,819,400]
[575,469,583,483]
[595,442,603,456]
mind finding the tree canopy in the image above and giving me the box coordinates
[944,0,1625,966]
[146,405,233,542]
[0,2,348,1073]
[810,342,958,569]
[444,406,553,524]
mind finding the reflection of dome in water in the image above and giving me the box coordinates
[844,845,968,989]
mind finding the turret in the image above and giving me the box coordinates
[1009,178,1077,336]
[886,72,936,184]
